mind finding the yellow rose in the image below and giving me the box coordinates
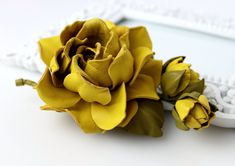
[161,56,204,99]
[35,18,163,134]
[172,92,217,130]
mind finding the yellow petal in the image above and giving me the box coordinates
[104,20,116,29]
[127,74,159,100]
[197,118,208,124]
[166,63,191,72]
[92,42,103,59]
[114,26,128,37]
[70,54,97,84]
[63,72,111,105]
[172,109,189,130]
[60,21,84,45]
[175,99,195,120]
[129,47,154,85]
[36,69,81,108]
[85,55,113,87]
[198,95,211,112]
[185,115,201,129]
[91,83,126,130]
[201,112,216,128]
[191,104,209,120]
[103,31,120,58]
[166,60,191,94]
[38,36,62,66]
[114,26,130,48]
[49,50,61,74]
[176,69,191,94]
[49,50,62,86]
[140,59,162,87]
[166,57,184,70]
[119,100,138,127]
[49,47,71,87]
[129,26,152,50]
[66,100,102,133]
[60,37,87,72]
[76,18,110,46]
[108,45,134,88]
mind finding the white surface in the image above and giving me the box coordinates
[1,64,235,166]
[1,0,235,166]
[121,19,235,79]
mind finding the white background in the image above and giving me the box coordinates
[0,0,235,166]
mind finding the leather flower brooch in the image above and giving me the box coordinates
[16,18,217,137]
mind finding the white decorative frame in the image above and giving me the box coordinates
[1,0,235,127]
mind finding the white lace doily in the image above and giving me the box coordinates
[1,0,235,127]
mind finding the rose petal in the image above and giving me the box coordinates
[172,109,189,130]
[201,112,216,128]
[63,72,111,105]
[61,37,87,72]
[166,62,191,72]
[108,45,134,88]
[49,49,63,87]
[165,57,184,70]
[38,36,62,66]
[175,99,195,120]
[66,100,102,133]
[129,47,153,85]
[104,20,116,29]
[36,69,81,108]
[103,31,120,58]
[127,74,159,100]
[85,55,113,87]
[177,69,191,94]
[161,70,185,97]
[114,26,130,48]
[60,21,84,45]
[119,100,138,127]
[198,95,211,112]
[76,18,110,46]
[185,115,201,129]
[89,42,103,59]
[91,83,126,130]
[129,26,152,50]
[140,59,162,87]
[70,54,97,84]
[191,104,209,120]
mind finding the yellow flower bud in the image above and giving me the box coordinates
[161,56,204,99]
[172,92,217,130]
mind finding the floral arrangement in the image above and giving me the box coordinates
[16,18,217,137]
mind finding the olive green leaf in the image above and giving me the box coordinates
[182,79,205,95]
[172,109,189,131]
[161,70,185,97]
[179,91,201,100]
[124,99,164,137]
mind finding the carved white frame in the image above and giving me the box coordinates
[1,0,235,127]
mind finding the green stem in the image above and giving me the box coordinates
[15,79,37,88]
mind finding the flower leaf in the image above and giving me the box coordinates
[172,109,189,131]
[124,99,164,137]
[182,79,205,95]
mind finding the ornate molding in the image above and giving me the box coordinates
[1,0,235,127]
